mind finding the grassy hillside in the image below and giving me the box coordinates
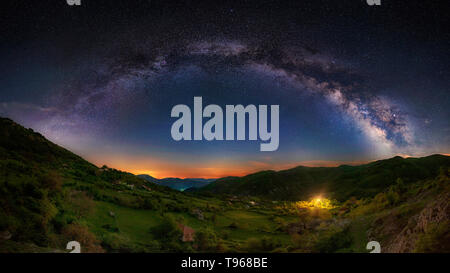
[196,155,450,201]
[0,117,220,252]
[0,117,448,253]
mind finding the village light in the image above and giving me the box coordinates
[296,196,335,210]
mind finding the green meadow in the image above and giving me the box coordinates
[1,117,449,253]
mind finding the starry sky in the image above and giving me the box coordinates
[0,0,449,178]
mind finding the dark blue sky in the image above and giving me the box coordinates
[0,0,448,178]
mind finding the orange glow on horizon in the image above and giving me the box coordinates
[85,153,449,179]
[86,154,372,179]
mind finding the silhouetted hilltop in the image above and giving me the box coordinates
[138,175,214,191]
[196,154,450,201]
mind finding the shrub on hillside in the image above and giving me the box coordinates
[61,223,104,253]
[68,191,95,218]
[149,215,182,243]
[194,228,218,252]
[314,226,353,253]
[243,236,281,252]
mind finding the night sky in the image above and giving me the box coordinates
[1,0,449,178]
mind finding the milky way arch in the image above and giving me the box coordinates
[51,39,413,153]
[0,39,415,158]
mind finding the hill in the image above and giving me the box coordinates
[0,117,448,253]
[0,117,214,252]
[137,175,214,191]
[196,155,450,201]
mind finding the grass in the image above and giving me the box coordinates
[85,201,162,244]
[346,215,375,252]
[82,200,295,251]
[1,117,448,253]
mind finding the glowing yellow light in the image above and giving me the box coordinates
[295,197,335,210]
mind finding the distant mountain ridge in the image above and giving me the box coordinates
[1,116,449,253]
[194,155,450,201]
[138,174,215,191]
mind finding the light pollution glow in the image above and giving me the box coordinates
[88,154,369,179]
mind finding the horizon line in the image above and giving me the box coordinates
[115,153,450,180]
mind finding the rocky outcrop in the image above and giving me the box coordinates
[415,193,449,233]
[370,192,449,253]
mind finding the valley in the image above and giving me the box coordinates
[0,117,448,253]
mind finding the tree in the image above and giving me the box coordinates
[149,215,182,243]
[194,228,218,251]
